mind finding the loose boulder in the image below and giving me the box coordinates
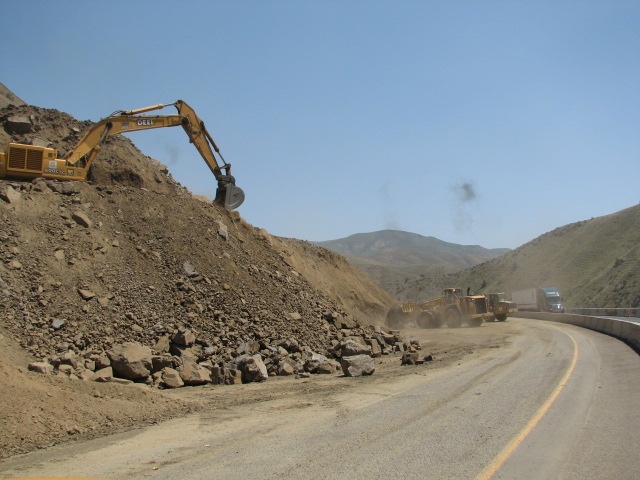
[317,358,341,374]
[277,362,295,376]
[107,342,153,380]
[401,351,420,365]
[72,210,93,228]
[94,366,114,382]
[341,355,375,377]
[178,361,212,386]
[302,352,327,373]
[171,328,196,346]
[365,338,382,358]
[0,185,22,204]
[160,367,184,389]
[28,362,54,374]
[4,115,33,134]
[339,339,372,357]
[236,354,268,383]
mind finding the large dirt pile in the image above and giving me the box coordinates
[0,101,397,458]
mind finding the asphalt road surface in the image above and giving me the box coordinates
[1,318,639,480]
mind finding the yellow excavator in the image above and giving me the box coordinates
[0,100,245,209]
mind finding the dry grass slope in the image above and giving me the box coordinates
[397,205,640,308]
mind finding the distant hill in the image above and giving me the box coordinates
[395,205,640,308]
[313,230,510,294]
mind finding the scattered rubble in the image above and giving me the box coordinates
[0,99,416,459]
[0,135,408,390]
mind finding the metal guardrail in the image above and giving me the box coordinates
[567,307,639,318]
[511,311,640,353]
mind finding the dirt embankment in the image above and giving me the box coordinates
[0,101,398,459]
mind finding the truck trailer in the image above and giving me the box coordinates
[511,287,565,313]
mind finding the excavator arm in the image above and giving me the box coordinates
[66,100,244,209]
[1,100,244,210]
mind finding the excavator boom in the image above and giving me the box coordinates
[0,100,244,210]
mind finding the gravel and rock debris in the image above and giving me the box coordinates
[0,101,424,459]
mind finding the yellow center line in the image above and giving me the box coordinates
[475,329,579,480]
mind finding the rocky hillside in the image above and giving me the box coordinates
[0,82,25,108]
[313,230,509,296]
[395,205,640,308]
[0,95,402,458]
[0,101,396,359]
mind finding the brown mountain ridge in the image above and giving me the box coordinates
[390,205,640,308]
[313,230,510,297]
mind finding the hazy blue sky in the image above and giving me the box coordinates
[3,1,638,248]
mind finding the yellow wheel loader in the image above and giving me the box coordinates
[386,288,493,329]
[484,292,516,322]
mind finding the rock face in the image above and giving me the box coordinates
[0,177,409,387]
[22,323,419,386]
[0,178,408,388]
[0,97,423,463]
[0,102,402,390]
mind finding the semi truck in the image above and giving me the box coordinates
[511,287,565,313]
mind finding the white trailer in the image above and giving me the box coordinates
[512,288,538,311]
[512,287,564,313]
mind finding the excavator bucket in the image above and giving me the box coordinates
[224,184,245,210]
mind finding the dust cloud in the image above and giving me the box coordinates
[451,181,477,234]
[455,182,477,203]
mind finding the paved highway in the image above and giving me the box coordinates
[1,318,638,479]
